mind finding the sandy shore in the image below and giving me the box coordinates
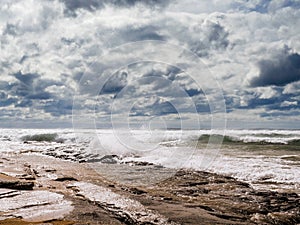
[0,152,299,225]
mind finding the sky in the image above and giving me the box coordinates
[0,0,300,129]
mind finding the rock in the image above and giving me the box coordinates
[0,189,20,199]
[208,212,246,221]
[196,205,215,212]
[178,181,209,187]
[0,158,10,162]
[0,190,73,222]
[86,155,119,164]
[154,165,164,169]
[124,161,154,166]
[154,169,300,224]
[250,213,268,223]
[0,173,34,190]
[70,182,178,225]
[258,174,274,181]
[130,187,147,195]
[12,164,39,181]
[54,176,78,182]
[267,212,299,225]
[44,168,57,173]
[18,175,36,180]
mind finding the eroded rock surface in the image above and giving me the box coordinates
[1,154,299,225]
[0,173,34,190]
[0,189,73,222]
[69,181,178,225]
[148,170,300,224]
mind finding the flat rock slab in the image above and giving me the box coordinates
[0,188,20,199]
[69,181,178,225]
[0,189,73,222]
[0,173,34,190]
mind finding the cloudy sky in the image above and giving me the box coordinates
[1,0,300,129]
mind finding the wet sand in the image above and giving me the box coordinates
[0,153,299,224]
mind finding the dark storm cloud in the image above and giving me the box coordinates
[195,102,210,113]
[11,71,55,100]
[61,0,104,14]
[250,52,300,87]
[0,81,12,91]
[131,67,203,101]
[164,66,181,81]
[0,82,18,107]
[141,65,182,81]
[134,65,203,98]
[248,97,282,110]
[92,62,207,117]
[205,23,229,47]
[3,23,18,36]
[246,0,270,13]
[73,72,84,83]
[129,94,209,117]
[61,0,169,16]
[101,71,128,94]
[284,0,300,9]
[1,71,75,116]
[110,0,170,7]
[130,99,177,116]
[137,76,171,90]
[15,99,33,108]
[190,22,229,57]
[232,0,297,13]
[97,64,202,100]
[44,99,73,116]
[224,87,299,118]
[28,92,52,100]
[19,53,40,64]
[185,88,203,97]
[152,101,177,115]
[268,0,300,11]
[14,71,39,86]
[0,97,18,107]
[121,26,165,42]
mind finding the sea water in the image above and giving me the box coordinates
[0,128,299,191]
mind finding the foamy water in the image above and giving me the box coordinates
[0,128,299,191]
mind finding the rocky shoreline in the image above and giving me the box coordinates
[0,153,299,224]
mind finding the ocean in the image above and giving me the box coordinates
[0,128,299,192]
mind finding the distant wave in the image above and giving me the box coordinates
[13,129,300,147]
[21,133,64,143]
[198,134,300,146]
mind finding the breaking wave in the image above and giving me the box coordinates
[197,134,300,146]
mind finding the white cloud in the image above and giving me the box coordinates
[0,0,300,127]
[281,100,298,107]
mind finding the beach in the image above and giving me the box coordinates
[2,0,300,223]
[0,129,300,224]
